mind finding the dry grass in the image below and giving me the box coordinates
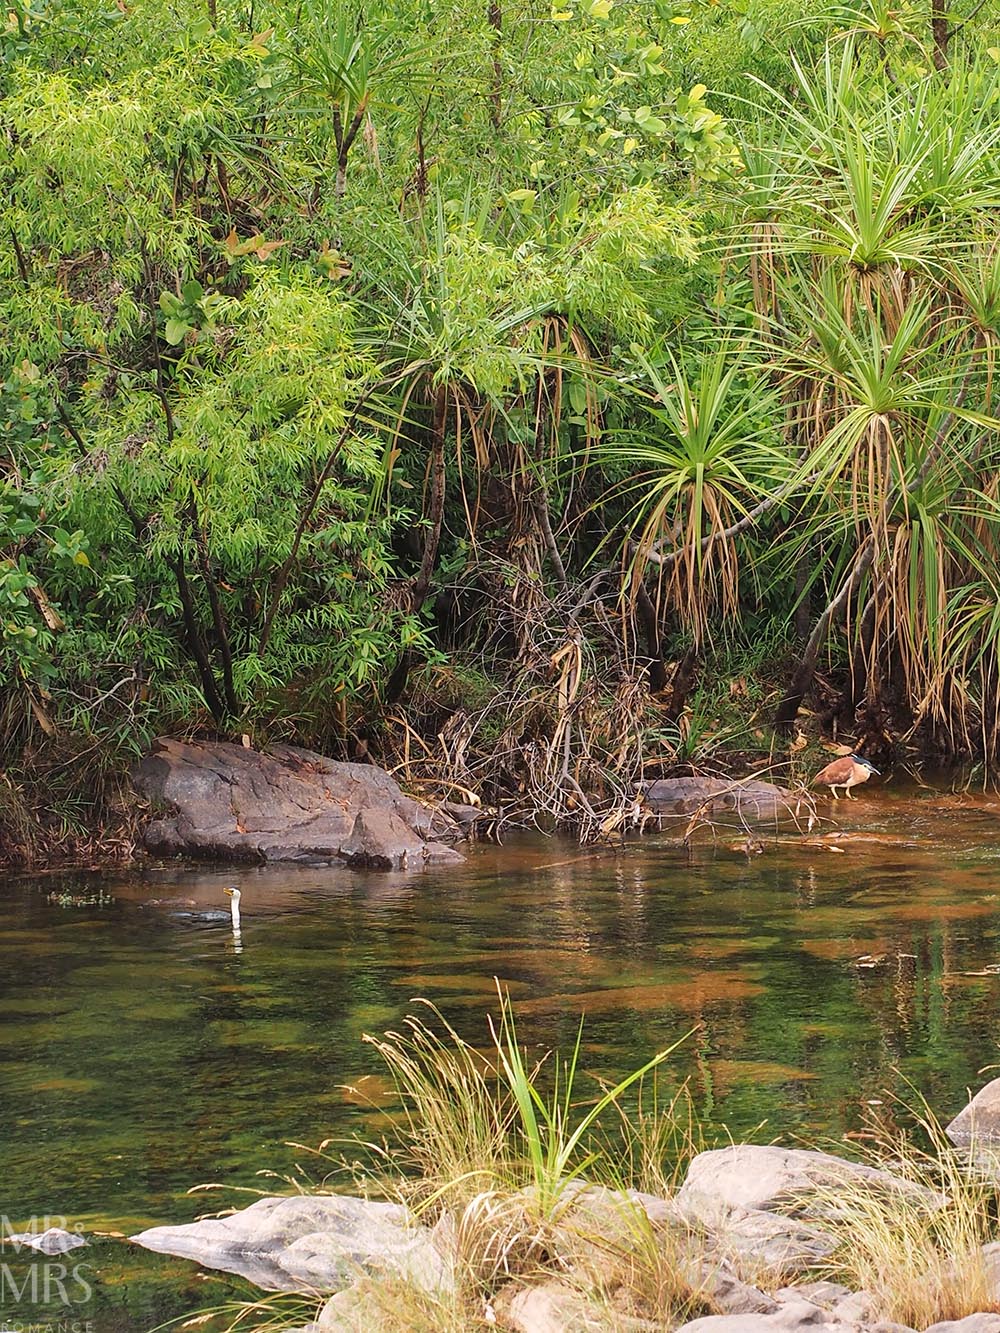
[811,1098,1000,1329]
[567,1200,713,1327]
[214,997,719,1332]
[329,995,705,1323]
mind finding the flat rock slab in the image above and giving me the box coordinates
[131,1194,453,1295]
[135,738,465,869]
[643,777,808,824]
[676,1308,849,1332]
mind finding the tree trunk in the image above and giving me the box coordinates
[931,0,949,69]
[635,583,668,693]
[386,387,448,705]
[774,544,874,730]
[488,0,502,128]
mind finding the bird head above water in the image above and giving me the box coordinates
[812,753,880,800]
[223,886,242,926]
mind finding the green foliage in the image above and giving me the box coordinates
[2,0,1000,840]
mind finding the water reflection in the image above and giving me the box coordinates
[1,787,1000,1325]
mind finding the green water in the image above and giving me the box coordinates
[3,787,1000,1329]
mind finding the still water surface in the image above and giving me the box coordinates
[3,785,1000,1328]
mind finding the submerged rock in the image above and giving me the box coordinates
[642,777,808,824]
[6,1226,86,1254]
[130,1194,453,1295]
[134,738,465,869]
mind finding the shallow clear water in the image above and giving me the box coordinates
[3,783,1000,1328]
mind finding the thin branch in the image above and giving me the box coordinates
[257,378,383,655]
[945,0,989,39]
[193,515,239,717]
[172,552,226,723]
[139,240,175,443]
[10,229,30,285]
[637,473,811,568]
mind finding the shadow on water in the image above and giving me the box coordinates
[2,780,1000,1327]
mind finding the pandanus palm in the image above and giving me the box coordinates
[602,343,788,648]
[741,45,1000,748]
[356,202,552,696]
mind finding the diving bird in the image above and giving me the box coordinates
[223,886,242,930]
[812,753,880,800]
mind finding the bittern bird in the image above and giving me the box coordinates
[812,753,880,800]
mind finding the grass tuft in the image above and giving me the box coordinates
[812,1093,1000,1329]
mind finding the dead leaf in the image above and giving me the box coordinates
[253,238,289,261]
[28,583,65,632]
[28,693,57,736]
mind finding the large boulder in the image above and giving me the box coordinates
[130,1194,453,1295]
[946,1079,1000,1151]
[642,778,807,824]
[134,738,465,869]
[675,1145,943,1218]
[673,1145,944,1280]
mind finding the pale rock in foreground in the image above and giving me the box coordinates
[497,1279,660,1332]
[945,1078,1000,1150]
[131,1195,453,1295]
[923,1319,1000,1333]
[675,1304,913,1332]
[676,1144,943,1216]
[673,1144,946,1279]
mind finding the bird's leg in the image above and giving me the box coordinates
[831,787,840,799]
[845,787,856,800]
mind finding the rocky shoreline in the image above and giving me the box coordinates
[126,1078,1000,1332]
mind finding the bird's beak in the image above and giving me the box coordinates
[223,888,235,897]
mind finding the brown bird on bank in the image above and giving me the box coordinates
[812,753,880,800]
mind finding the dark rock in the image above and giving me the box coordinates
[134,738,464,869]
[946,1078,1000,1150]
[340,810,463,870]
[696,1261,779,1316]
[441,800,486,829]
[642,777,808,823]
[131,1194,453,1295]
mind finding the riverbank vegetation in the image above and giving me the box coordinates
[2,0,1000,860]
